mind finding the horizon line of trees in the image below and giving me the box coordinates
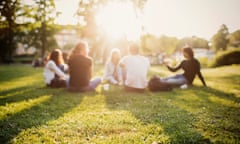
[1,0,240,63]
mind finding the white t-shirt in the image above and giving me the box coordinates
[43,60,68,84]
[120,55,150,89]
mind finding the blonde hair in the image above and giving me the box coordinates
[70,41,89,58]
[109,48,121,64]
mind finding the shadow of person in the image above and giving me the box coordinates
[0,85,43,106]
[103,85,210,143]
[0,86,96,143]
[184,86,240,141]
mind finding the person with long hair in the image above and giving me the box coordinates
[162,46,207,87]
[43,49,68,88]
[103,48,123,85]
[67,41,101,92]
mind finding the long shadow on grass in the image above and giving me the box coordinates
[0,65,40,83]
[0,86,93,143]
[104,87,211,143]
[0,85,41,106]
[184,86,240,142]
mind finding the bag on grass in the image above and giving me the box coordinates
[49,77,66,88]
[148,75,172,92]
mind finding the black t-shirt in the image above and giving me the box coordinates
[68,55,92,88]
[167,58,206,86]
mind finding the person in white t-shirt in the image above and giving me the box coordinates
[43,49,68,88]
[119,43,150,92]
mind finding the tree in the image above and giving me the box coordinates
[140,34,156,54]
[229,30,240,48]
[177,36,209,50]
[211,24,229,51]
[191,36,209,49]
[34,0,58,58]
[0,0,20,63]
[76,0,148,59]
[0,0,58,62]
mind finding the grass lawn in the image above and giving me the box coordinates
[0,64,240,143]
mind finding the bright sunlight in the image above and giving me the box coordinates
[95,1,142,41]
[54,0,79,25]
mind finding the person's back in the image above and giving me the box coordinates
[67,41,101,92]
[181,58,201,84]
[120,44,150,92]
[122,55,149,88]
[68,54,92,88]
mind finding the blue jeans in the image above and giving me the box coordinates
[161,74,187,86]
[66,77,102,92]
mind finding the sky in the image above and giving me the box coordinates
[26,0,240,40]
[142,0,240,39]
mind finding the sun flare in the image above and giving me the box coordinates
[96,1,142,41]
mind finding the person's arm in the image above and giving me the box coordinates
[197,71,207,86]
[89,59,93,79]
[63,63,69,73]
[119,57,125,68]
[48,61,67,79]
[103,62,112,80]
[117,65,123,84]
[166,61,183,72]
[196,61,207,86]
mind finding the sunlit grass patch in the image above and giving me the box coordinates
[0,64,240,143]
[0,95,51,120]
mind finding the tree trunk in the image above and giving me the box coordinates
[41,22,46,58]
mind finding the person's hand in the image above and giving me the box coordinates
[162,61,169,66]
[162,58,172,66]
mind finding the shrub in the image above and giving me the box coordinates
[209,49,240,67]
[13,54,36,64]
[198,57,209,68]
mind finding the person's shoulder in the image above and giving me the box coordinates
[105,60,112,65]
[122,55,130,59]
[193,58,200,64]
[86,56,93,62]
[181,59,188,63]
[62,63,69,69]
[141,55,149,62]
[120,55,130,61]
[46,60,56,67]
[142,55,149,60]
[84,56,93,65]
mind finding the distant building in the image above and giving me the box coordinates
[54,29,80,49]
[15,43,37,55]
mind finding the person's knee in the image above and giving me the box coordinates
[96,77,102,84]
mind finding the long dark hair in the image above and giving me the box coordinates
[48,49,64,66]
[183,46,194,59]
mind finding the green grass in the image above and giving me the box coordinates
[0,64,240,143]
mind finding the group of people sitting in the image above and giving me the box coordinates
[43,41,206,93]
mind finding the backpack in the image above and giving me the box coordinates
[148,75,172,92]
